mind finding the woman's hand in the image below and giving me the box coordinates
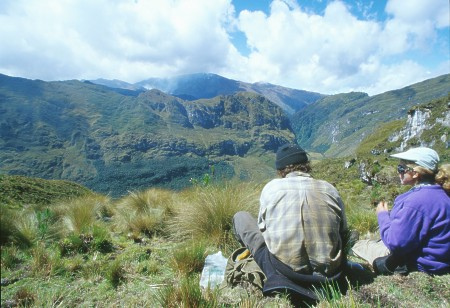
[376,201,389,214]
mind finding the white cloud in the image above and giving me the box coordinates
[386,0,449,28]
[233,0,448,94]
[0,0,448,95]
[0,0,241,82]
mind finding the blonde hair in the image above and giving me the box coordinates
[435,164,450,193]
[411,165,436,184]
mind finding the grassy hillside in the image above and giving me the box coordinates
[0,175,92,208]
[1,169,448,307]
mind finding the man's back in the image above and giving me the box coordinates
[258,171,347,276]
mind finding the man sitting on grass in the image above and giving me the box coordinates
[232,143,348,302]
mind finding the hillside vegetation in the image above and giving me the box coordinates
[291,74,449,157]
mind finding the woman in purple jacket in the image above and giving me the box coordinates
[352,147,450,275]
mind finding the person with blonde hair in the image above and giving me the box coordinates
[352,147,450,275]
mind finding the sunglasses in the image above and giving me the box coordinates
[397,164,414,174]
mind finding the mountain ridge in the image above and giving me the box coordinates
[92,73,326,115]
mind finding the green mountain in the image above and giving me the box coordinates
[291,74,450,157]
[0,74,294,197]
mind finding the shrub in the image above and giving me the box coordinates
[92,224,114,253]
[168,181,260,247]
[58,224,113,256]
[59,234,84,256]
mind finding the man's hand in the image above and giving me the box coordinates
[376,201,389,214]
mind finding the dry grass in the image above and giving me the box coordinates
[114,188,176,237]
[168,181,260,247]
[53,194,112,236]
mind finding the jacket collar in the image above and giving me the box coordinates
[286,171,312,178]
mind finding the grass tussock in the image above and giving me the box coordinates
[54,194,112,236]
[153,275,219,307]
[8,210,38,248]
[105,259,126,289]
[170,239,208,276]
[14,287,36,307]
[169,182,260,247]
[30,243,64,276]
[1,245,23,269]
[115,188,176,237]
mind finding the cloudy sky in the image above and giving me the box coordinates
[0,0,448,95]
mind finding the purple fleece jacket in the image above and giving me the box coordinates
[377,185,450,274]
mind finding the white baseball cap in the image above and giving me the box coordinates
[390,147,440,171]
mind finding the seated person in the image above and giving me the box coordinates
[352,147,450,275]
[232,144,348,301]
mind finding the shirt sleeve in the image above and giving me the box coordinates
[378,203,425,255]
[258,183,271,232]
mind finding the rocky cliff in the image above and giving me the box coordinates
[388,102,449,151]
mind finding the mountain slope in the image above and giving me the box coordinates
[356,94,449,161]
[0,74,294,196]
[291,74,450,157]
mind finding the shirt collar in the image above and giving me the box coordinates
[285,171,312,178]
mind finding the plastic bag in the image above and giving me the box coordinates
[199,251,227,288]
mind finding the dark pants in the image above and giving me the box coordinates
[232,211,265,255]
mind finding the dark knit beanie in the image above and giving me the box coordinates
[275,144,308,170]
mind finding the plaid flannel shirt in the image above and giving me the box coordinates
[258,171,347,275]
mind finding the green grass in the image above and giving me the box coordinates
[1,174,449,307]
[170,239,208,277]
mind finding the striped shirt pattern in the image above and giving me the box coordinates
[258,171,347,275]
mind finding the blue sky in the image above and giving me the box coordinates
[0,0,448,95]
